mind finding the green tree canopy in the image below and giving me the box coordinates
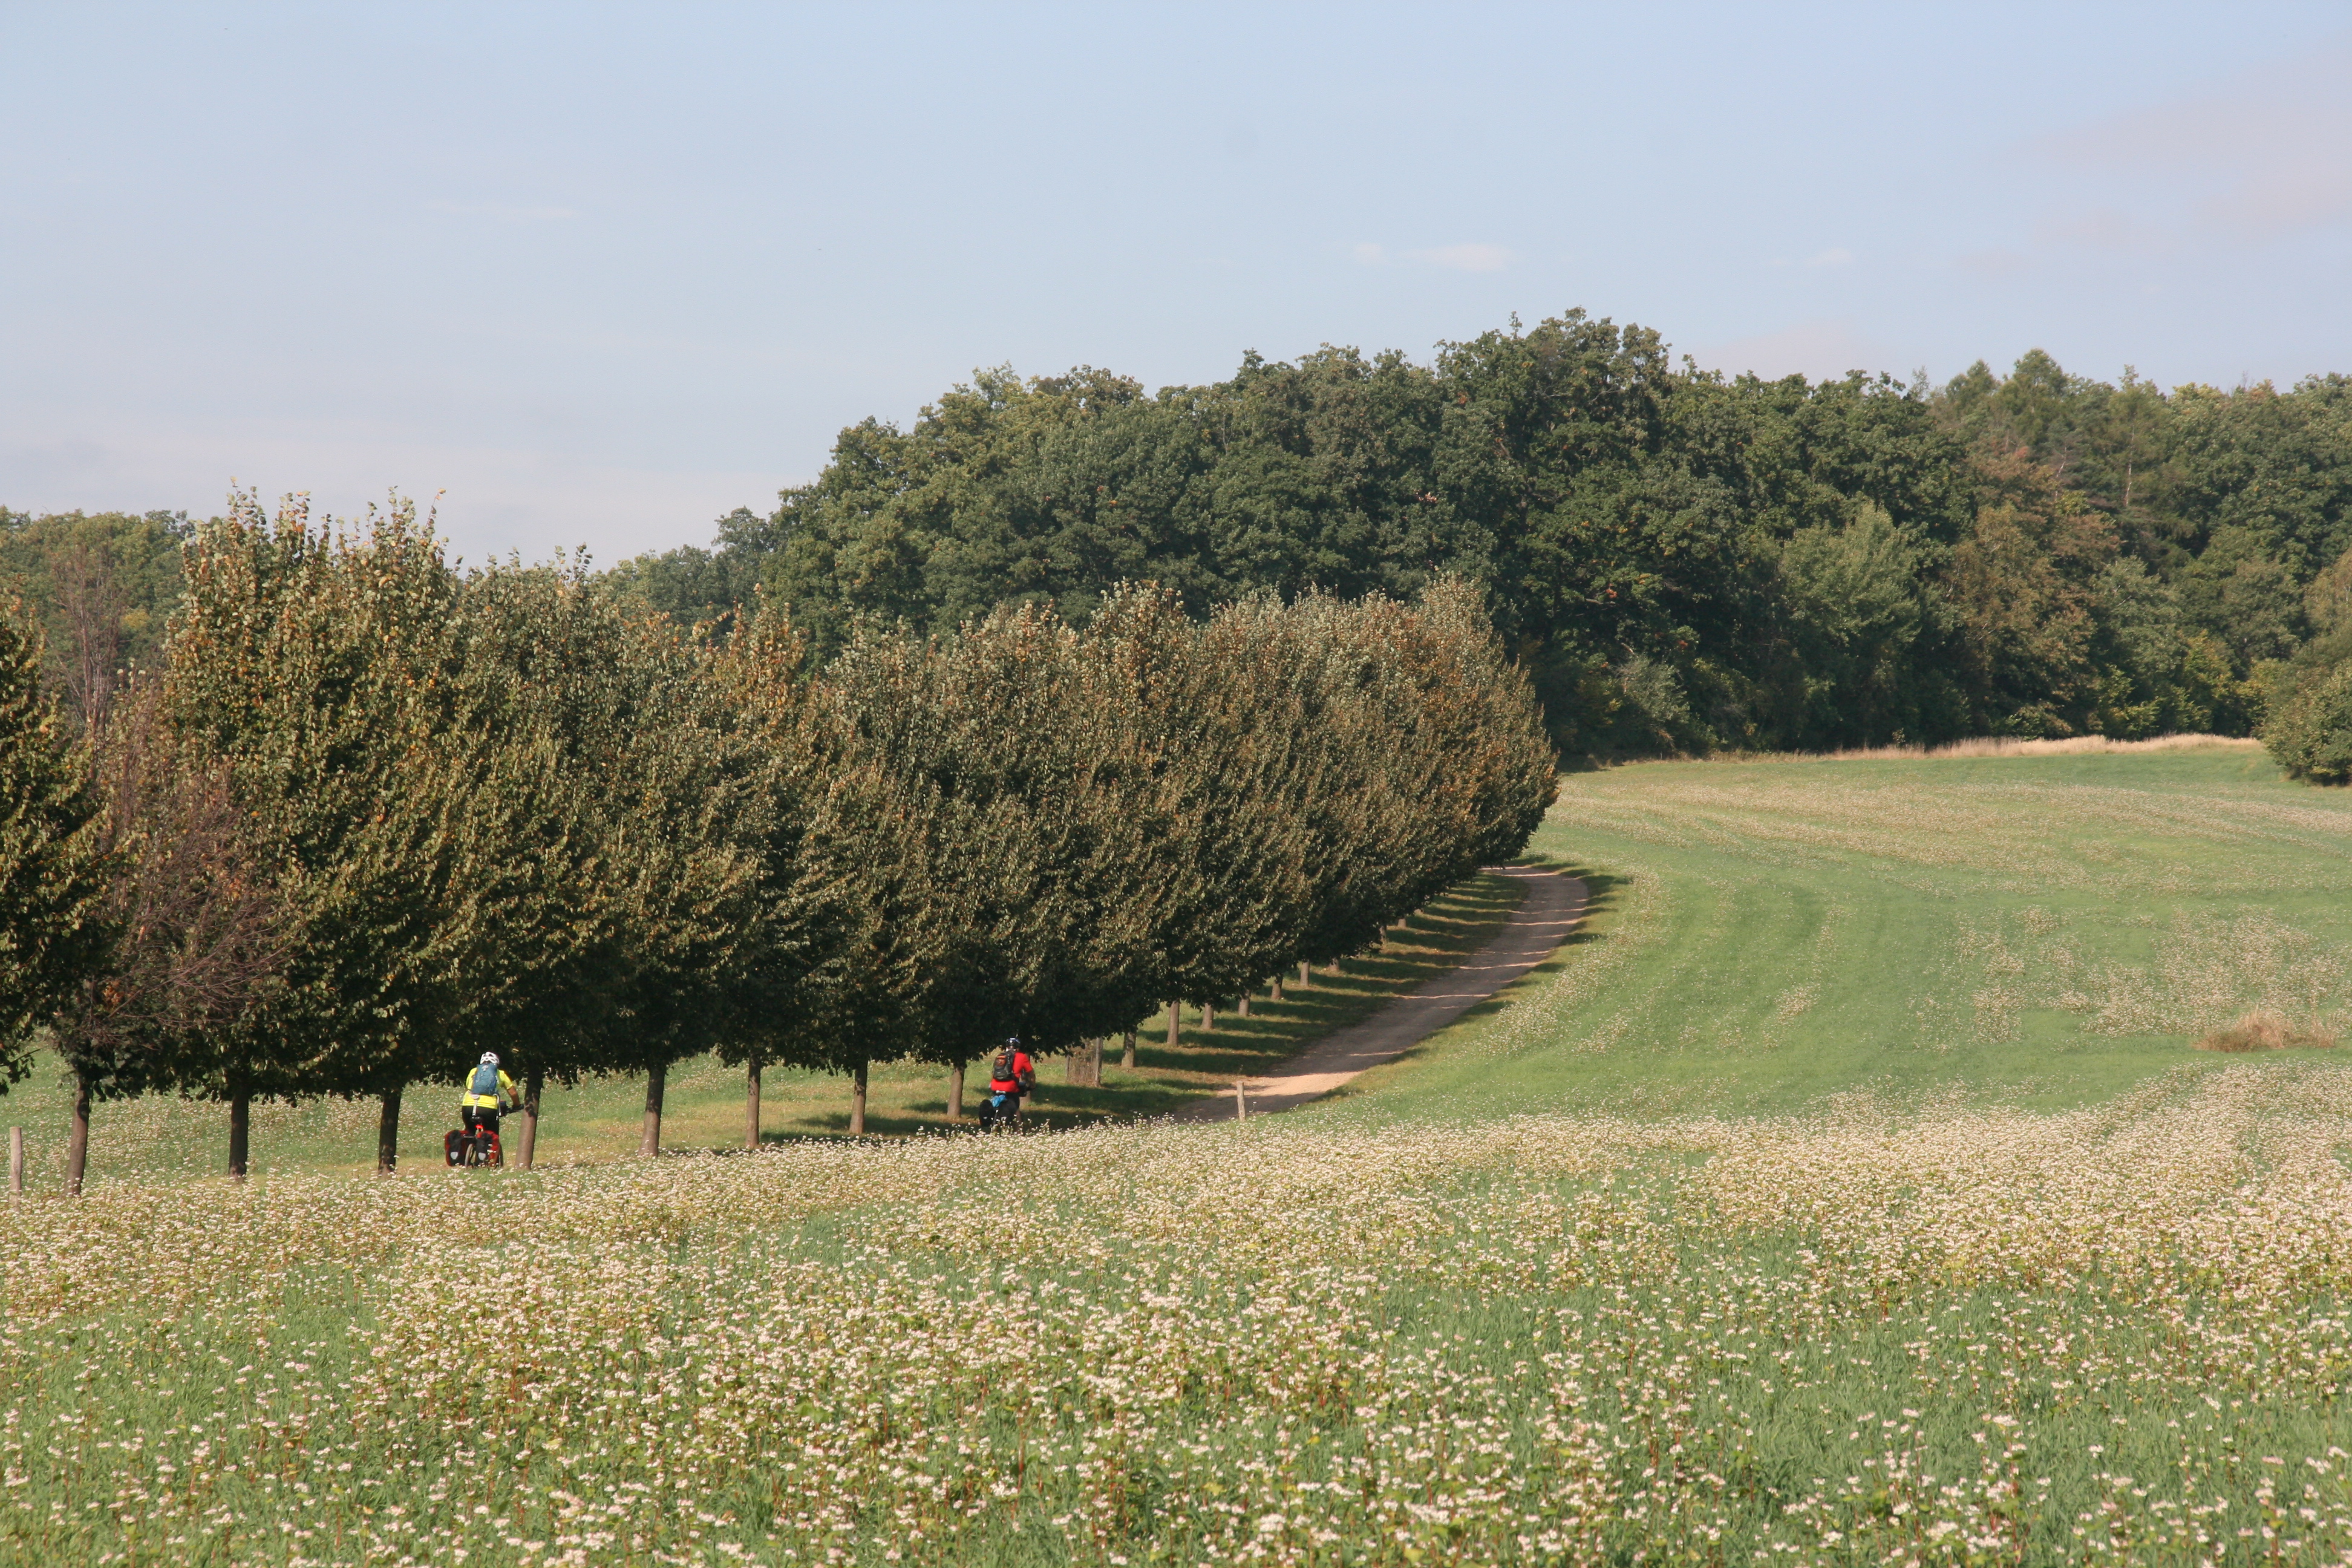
[0,596,113,1090]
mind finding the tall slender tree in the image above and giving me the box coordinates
[702,600,872,1147]
[1083,586,1312,1030]
[50,684,283,1193]
[0,595,114,1134]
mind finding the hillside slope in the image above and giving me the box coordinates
[1336,739,2352,1117]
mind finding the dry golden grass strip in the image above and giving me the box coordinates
[2195,1008,2339,1053]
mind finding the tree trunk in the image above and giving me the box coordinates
[1065,1038,1102,1087]
[1202,1003,1216,1034]
[946,1059,965,1122]
[849,1059,869,1135]
[640,1061,666,1157]
[376,1089,401,1176]
[1270,976,1283,1002]
[1299,961,1312,989]
[1236,991,1250,1018]
[518,1067,543,1171]
[65,1071,91,1197]
[1165,999,1180,1048]
[1120,1030,1137,1070]
[745,1059,762,1151]
[227,1090,250,1180]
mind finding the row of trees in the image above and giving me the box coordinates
[0,493,1555,1187]
[606,321,2352,757]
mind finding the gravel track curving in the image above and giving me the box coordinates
[1176,866,1589,1122]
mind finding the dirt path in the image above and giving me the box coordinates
[1175,866,1589,1122]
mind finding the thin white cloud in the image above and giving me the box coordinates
[1954,248,2033,279]
[1805,247,1855,267]
[426,200,581,223]
[1690,319,1902,384]
[2016,45,2352,247]
[2029,207,2155,250]
[1411,243,1514,273]
[1351,241,1385,265]
[0,417,784,565]
[2194,161,2352,240]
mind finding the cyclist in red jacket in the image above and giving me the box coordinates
[985,1037,1036,1120]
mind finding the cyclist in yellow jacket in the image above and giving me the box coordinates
[459,1053,520,1142]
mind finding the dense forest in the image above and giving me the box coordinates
[595,315,2352,760]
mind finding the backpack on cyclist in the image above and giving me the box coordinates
[992,1047,1019,1085]
[469,1061,501,1099]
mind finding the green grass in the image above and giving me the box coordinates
[1335,739,2352,1120]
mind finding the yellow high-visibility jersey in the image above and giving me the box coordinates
[459,1069,519,1110]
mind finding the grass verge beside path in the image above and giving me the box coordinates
[0,871,1526,1187]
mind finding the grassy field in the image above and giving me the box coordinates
[13,741,2352,1567]
[1339,736,2349,1121]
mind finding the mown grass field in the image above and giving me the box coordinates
[13,740,2352,1567]
[1344,737,2348,1121]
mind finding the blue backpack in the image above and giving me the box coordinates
[469,1062,501,1098]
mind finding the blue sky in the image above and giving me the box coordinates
[5,2,2348,563]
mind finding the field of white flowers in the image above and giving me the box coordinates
[10,1057,2352,1567]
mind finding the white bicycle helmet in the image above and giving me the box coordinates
[480,1053,500,1067]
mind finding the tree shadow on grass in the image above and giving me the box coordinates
[737,868,1539,1140]
[1043,871,1537,1123]
[1325,864,1625,1088]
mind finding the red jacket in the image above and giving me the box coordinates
[988,1050,1034,1093]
